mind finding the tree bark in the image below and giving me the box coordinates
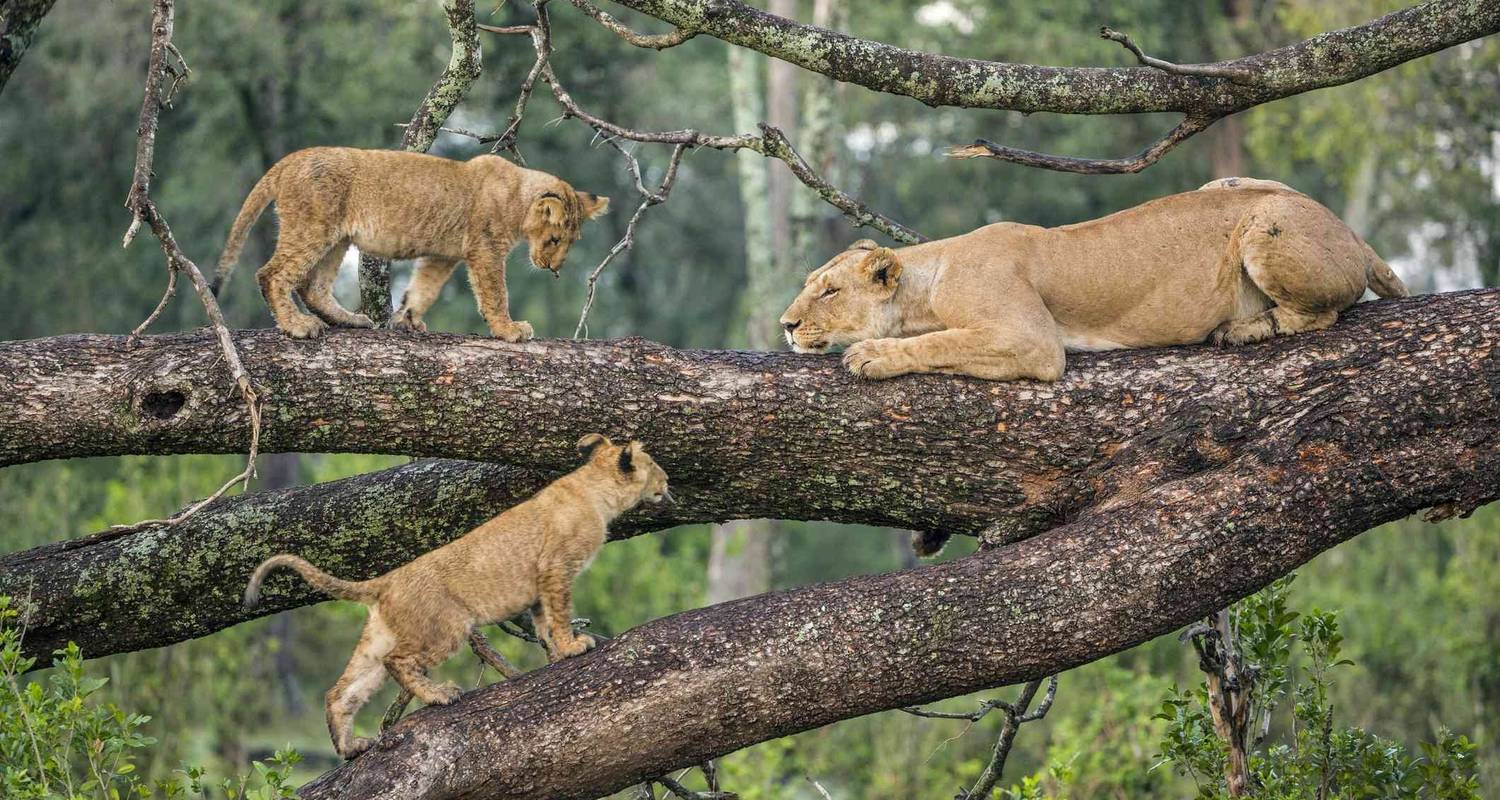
[4,290,1497,663]
[292,306,1500,799]
[0,0,57,94]
[603,0,1500,116]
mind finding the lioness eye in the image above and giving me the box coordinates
[820,287,839,298]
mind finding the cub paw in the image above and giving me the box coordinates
[282,315,328,340]
[550,633,595,662]
[392,309,427,332]
[339,736,374,760]
[842,339,907,379]
[431,682,462,705]
[344,313,377,329]
[490,320,535,343]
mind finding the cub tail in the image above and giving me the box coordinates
[213,164,281,296]
[243,554,379,610]
[1364,245,1409,299]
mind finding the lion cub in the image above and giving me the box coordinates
[214,147,610,341]
[242,434,670,759]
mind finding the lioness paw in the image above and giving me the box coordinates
[491,320,535,343]
[843,339,908,380]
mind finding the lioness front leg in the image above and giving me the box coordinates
[845,327,1064,382]
[466,243,534,342]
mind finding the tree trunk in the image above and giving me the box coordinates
[0,0,58,93]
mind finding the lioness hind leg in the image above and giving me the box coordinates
[1212,196,1366,347]
[301,240,375,329]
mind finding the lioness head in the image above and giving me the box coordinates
[778,240,904,353]
[576,433,673,506]
[523,189,611,274]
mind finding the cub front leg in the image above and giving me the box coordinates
[393,257,458,332]
[536,566,595,662]
[465,242,534,342]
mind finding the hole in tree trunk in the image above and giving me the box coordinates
[140,390,187,420]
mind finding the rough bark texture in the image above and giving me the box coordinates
[4,290,1498,666]
[292,296,1500,800]
[606,0,1500,115]
[0,0,57,93]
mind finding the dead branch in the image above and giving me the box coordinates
[1100,27,1256,83]
[901,676,1060,799]
[120,0,262,529]
[948,115,1212,175]
[566,0,695,50]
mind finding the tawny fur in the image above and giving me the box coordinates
[779,177,1408,382]
[215,146,609,340]
[242,434,669,760]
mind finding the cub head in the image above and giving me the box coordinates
[778,239,904,353]
[576,433,672,506]
[523,188,611,275]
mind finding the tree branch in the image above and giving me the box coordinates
[3,291,1497,670]
[290,344,1496,800]
[948,115,1212,174]
[566,0,695,50]
[0,0,59,94]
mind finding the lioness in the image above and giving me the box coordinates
[780,178,1407,381]
[214,147,610,340]
[242,434,671,759]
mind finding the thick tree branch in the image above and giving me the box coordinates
[291,331,1497,800]
[3,291,1497,668]
[0,0,57,94]
[600,0,1499,173]
[604,0,1499,115]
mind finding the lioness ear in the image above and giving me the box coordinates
[617,441,636,473]
[860,247,903,288]
[847,239,879,252]
[579,192,611,220]
[576,433,610,457]
[535,193,567,222]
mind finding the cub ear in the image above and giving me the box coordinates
[847,239,879,252]
[617,441,636,473]
[576,433,610,458]
[859,247,903,288]
[534,193,567,222]
[579,192,611,220]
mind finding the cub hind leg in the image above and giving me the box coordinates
[257,225,340,339]
[325,616,394,759]
[1211,195,1369,346]
[301,239,375,329]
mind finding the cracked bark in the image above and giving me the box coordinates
[3,290,1497,666]
[0,0,57,93]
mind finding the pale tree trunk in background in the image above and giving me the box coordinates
[709,4,801,603]
[1209,0,1253,178]
[256,452,306,715]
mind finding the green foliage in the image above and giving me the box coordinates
[0,596,301,799]
[1152,576,1481,799]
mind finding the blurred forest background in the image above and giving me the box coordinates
[2,0,1498,796]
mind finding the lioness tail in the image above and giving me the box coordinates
[1364,244,1408,299]
[243,554,379,610]
[213,164,282,296]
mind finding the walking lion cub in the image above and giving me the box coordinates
[214,147,609,340]
[242,434,670,759]
[779,178,1408,381]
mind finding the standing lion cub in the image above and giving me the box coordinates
[214,147,609,340]
[779,178,1407,381]
[242,434,670,759]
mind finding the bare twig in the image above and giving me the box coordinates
[1100,27,1256,83]
[575,142,687,337]
[806,776,834,800]
[566,0,695,49]
[479,11,925,244]
[121,0,261,530]
[949,115,1212,175]
[1186,611,1256,797]
[902,676,1060,800]
[654,774,737,800]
